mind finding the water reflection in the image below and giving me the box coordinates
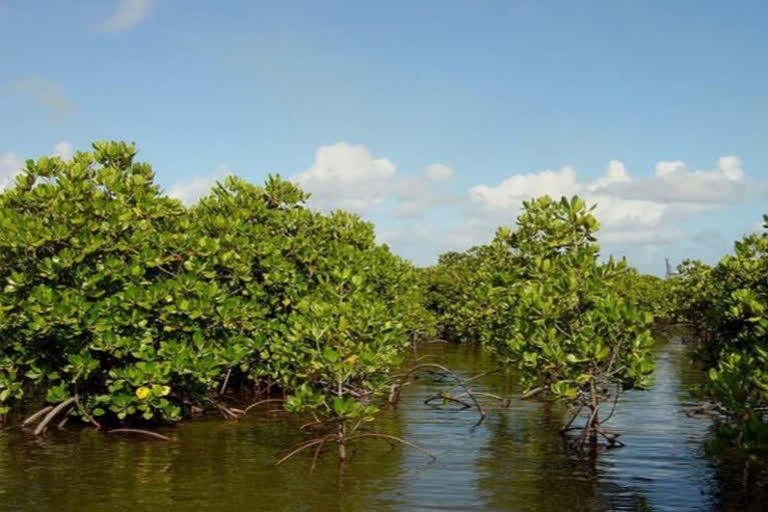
[0,340,758,511]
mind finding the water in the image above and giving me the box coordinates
[0,340,755,511]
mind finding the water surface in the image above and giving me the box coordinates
[0,341,752,511]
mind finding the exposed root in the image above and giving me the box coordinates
[219,368,232,395]
[388,384,399,404]
[22,406,53,427]
[521,386,547,400]
[244,398,285,413]
[596,428,624,448]
[348,433,436,463]
[108,428,171,441]
[393,363,486,424]
[34,397,76,436]
[421,338,450,345]
[424,394,472,409]
[57,414,70,430]
[310,436,330,473]
[275,436,335,466]
[456,370,500,388]
[211,399,244,420]
[560,404,584,434]
[576,406,600,452]
[455,391,511,408]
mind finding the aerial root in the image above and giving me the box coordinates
[424,394,472,409]
[521,386,546,400]
[244,398,285,413]
[392,363,486,424]
[421,338,450,345]
[455,391,511,408]
[22,406,54,427]
[560,404,584,434]
[348,433,436,463]
[596,428,624,448]
[34,397,76,436]
[57,409,72,430]
[211,400,244,420]
[310,436,333,473]
[275,435,336,466]
[219,368,232,395]
[108,428,171,441]
[276,430,436,468]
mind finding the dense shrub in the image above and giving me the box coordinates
[424,196,655,446]
[668,222,768,450]
[0,142,434,430]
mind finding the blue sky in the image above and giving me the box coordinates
[1,0,767,273]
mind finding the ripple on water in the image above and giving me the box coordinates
[0,340,745,512]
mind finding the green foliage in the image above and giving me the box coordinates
[424,196,656,440]
[421,243,514,346]
[612,270,670,321]
[496,197,654,410]
[667,220,768,450]
[0,142,434,427]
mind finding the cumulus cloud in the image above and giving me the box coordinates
[294,142,396,213]
[294,142,458,218]
[10,78,76,122]
[424,163,455,182]
[468,156,750,246]
[390,163,457,218]
[97,0,154,33]
[600,155,746,204]
[170,143,758,269]
[168,165,231,205]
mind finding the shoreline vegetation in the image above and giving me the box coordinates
[1,142,766,478]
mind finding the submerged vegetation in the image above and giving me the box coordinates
[1,141,767,475]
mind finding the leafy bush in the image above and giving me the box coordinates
[0,142,434,431]
[668,221,768,451]
[424,196,656,446]
[494,197,654,446]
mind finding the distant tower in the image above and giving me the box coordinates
[665,258,679,279]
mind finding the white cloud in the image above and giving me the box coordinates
[468,156,750,246]
[717,155,744,182]
[467,161,666,235]
[97,0,154,33]
[10,78,76,122]
[470,166,579,210]
[293,142,458,217]
[587,160,630,190]
[167,143,757,270]
[425,163,455,182]
[390,163,457,218]
[294,142,396,213]
[603,155,746,204]
[0,152,23,189]
[168,165,230,205]
[52,141,73,161]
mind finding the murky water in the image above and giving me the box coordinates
[0,341,757,511]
